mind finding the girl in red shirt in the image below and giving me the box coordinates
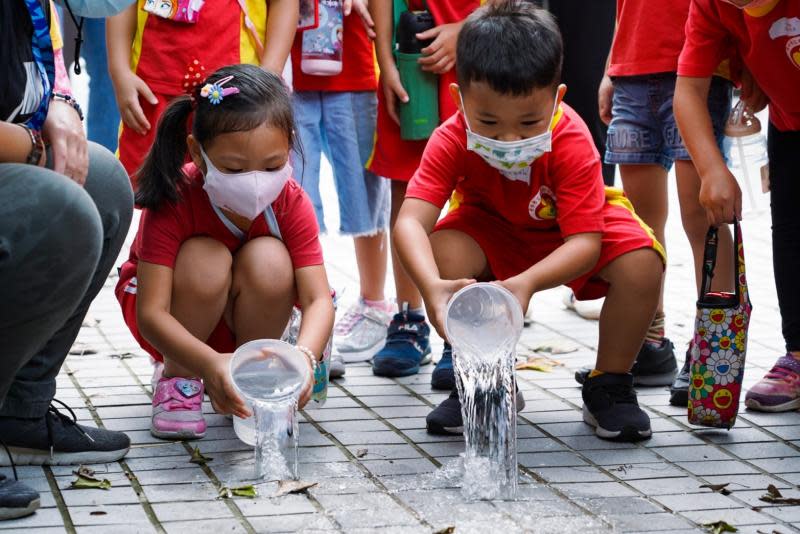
[116,64,334,440]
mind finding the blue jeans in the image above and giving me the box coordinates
[291,91,390,235]
[83,18,120,153]
[605,74,732,170]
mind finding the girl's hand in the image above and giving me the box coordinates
[344,0,376,39]
[42,100,88,184]
[700,167,742,226]
[494,276,533,317]
[598,74,614,126]
[417,22,462,74]
[422,277,476,340]
[202,353,251,418]
[380,65,409,126]
[297,352,315,410]
[113,70,158,136]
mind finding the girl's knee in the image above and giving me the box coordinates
[173,237,233,300]
[233,237,294,296]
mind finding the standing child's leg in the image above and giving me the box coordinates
[746,127,800,412]
[372,179,433,377]
[152,237,233,440]
[582,248,662,441]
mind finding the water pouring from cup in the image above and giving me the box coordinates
[445,282,524,500]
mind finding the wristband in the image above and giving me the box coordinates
[21,125,45,166]
[51,92,84,121]
[296,345,318,373]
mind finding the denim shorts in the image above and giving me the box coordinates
[605,74,732,170]
[291,91,390,235]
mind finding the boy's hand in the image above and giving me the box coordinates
[417,22,462,74]
[202,353,251,419]
[344,0,376,39]
[381,65,409,125]
[598,74,614,125]
[699,167,742,226]
[495,276,533,316]
[422,278,476,340]
[113,70,158,136]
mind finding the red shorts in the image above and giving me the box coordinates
[366,80,428,183]
[115,273,236,362]
[434,190,666,301]
[117,91,176,186]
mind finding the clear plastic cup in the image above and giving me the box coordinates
[229,339,309,446]
[444,283,524,360]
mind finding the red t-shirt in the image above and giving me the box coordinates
[290,12,377,92]
[609,0,692,76]
[118,165,324,285]
[406,104,606,238]
[679,0,800,131]
[133,0,267,96]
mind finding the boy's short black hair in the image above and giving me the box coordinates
[456,1,563,96]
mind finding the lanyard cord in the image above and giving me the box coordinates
[60,0,85,75]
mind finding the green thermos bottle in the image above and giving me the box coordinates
[396,10,438,140]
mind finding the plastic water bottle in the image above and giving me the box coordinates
[724,101,770,215]
[301,0,343,76]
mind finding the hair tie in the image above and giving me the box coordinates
[200,75,240,105]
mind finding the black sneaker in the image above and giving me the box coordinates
[0,442,40,521]
[426,387,526,435]
[582,372,651,442]
[0,473,39,521]
[669,346,692,407]
[574,338,677,386]
[0,400,130,466]
[431,343,455,390]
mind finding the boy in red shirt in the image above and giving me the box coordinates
[675,0,800,412]
[395,2,665,441]
[367,0,481,385]
[578,0,736,407]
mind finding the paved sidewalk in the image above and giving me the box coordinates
[3,174,800,533]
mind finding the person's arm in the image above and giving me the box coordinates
[0,123,45,165]
[261,0,299,73]
[497,233,602,314]
[369,0,407,124]
[136,261,250,418]
[598,19,618,125]
[394,198,476,339]
[674,75,740,226]
[107,2,158,135]
[294,264,335,408]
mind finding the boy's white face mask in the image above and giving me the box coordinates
[200,147,291,220]
[461,91,559,184]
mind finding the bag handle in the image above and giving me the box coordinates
[699,219,747,306]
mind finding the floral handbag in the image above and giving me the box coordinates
[688,220,752,429]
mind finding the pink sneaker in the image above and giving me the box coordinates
[745,354,800,412]
[150,376,207,439]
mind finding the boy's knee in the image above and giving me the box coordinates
[174,237,233,300]
[233,237,294,296]
[606,248,663,293]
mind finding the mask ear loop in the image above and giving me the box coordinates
[457,90,475,132]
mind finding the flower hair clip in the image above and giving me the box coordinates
[200,75,240,105]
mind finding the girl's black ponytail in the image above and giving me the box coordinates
[134,96,194,209]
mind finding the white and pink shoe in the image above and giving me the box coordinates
[150,376,207,440]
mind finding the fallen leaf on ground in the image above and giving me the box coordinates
[189,446,213,465]
[218,485,257,499]
[516,355,564,372]
[433,527,455,534]
[703,520,737,534]
[89,511,107,516]
[273,480,317,497]
[355,448,368,458]
[759,484,800,506]
[531,342,577,355]
[73,465,95,478]
[700,483,732,496]
[70,473,111,490]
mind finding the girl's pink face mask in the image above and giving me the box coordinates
[721,0,777,10]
